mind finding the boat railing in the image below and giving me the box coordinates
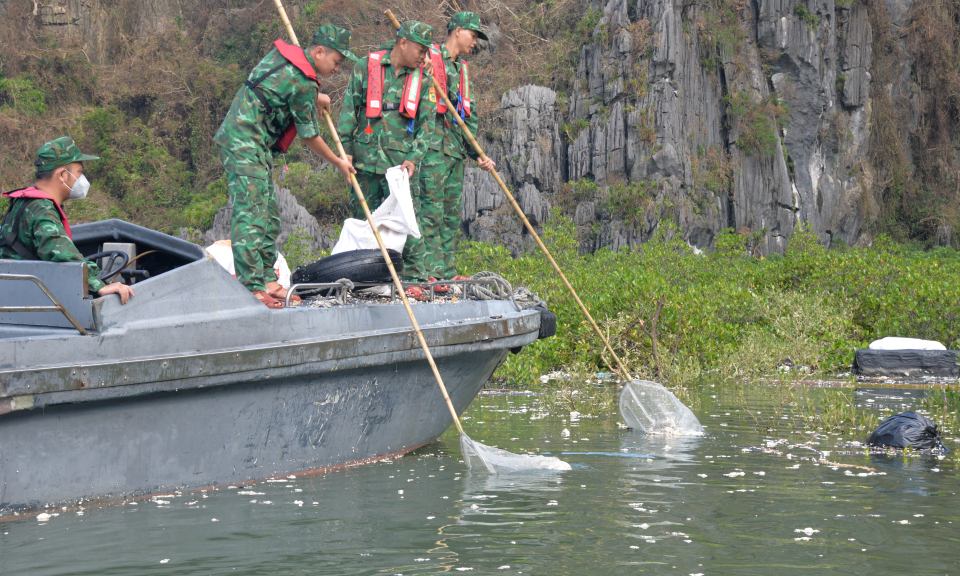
[0,273,89,335]
[285,277,508,308]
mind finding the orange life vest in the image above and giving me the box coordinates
[365,50,423,120]
[246,40,321,153]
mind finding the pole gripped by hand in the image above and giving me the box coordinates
[383,9,633,382]
[271,0,466,436]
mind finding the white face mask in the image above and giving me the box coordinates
[64,170,90,200]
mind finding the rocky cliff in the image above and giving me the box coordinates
[4,0,953,256]
[463,0,945,255]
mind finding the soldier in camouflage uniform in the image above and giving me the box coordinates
[418,13,495,280]
[336,21,436,282]
[0,136,135,304]
[215,25,358,308]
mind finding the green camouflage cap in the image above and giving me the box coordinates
[397,20,433,48]
[34,136,98,172]
[312,25,359,62]
[447,12,488,41]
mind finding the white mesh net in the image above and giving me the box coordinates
[461,435,572,474]
[619,379,704,435]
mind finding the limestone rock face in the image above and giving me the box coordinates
[461,0,896,254]
[26,0,192,65]
[462,85,563,254]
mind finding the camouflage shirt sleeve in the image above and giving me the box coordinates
[408,72,436,164]
[337,59,366,158]
[458,60,481,160]
[290,55,321,139]
[25,201,105,293]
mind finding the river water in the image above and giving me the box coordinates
[1,384,957,575]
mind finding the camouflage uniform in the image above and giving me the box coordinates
[0,198,105,293]
[420,37,481,279]
[336,22,436,282]
[0,136,105,293]
[214,26,357,293]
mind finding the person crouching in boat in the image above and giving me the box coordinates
[0,136,135,304]
[214,25,359,309]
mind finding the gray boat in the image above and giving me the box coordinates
[0,220,544,517]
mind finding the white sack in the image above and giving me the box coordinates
[332,165,420,255]
[868,337,946,351]
[205,240,291,289]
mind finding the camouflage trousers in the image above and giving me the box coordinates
[415,151,464,279]
[226,171,280,293]
[348,170,389,220]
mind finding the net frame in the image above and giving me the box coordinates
[619,379,705,436]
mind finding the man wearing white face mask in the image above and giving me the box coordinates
[0,136,135,304]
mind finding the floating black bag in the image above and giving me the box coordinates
[291,249,403,285]
[867,411,948,452]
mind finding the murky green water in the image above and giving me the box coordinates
[1,385,958,575]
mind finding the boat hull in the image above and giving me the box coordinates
[0,337,519,515]
[1,242,543,516]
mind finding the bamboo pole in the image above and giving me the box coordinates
[271,0,465,435]
[385,9,633,381]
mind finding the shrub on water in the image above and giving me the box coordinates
[457,214,960,390]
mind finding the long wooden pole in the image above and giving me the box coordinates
[271,0,465,435]
[385,9,633,381]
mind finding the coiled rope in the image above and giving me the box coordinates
[467,271,546,312]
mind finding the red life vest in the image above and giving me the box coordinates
[427,44,471,118]
[365,50,424,119]
[2,187,71,238]
[429,45,449,114]
[246,40,321,153]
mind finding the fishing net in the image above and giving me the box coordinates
[619,380,704,435]
[461,435,572,474]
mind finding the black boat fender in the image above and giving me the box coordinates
[509,305,556,354]
[291,249,403,285]
[536,305,557,339]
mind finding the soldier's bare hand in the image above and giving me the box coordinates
[478,157,496,172]
[401,160,416,177]
[316,93,332,116]
[98,282,135,305]
[337,158,356,179]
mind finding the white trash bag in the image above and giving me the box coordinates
[332,165,420,254]
[619,380,704,436]
[205,240,291,289]
[461,435,571,474]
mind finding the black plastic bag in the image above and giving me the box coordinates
[867,411,948,452]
